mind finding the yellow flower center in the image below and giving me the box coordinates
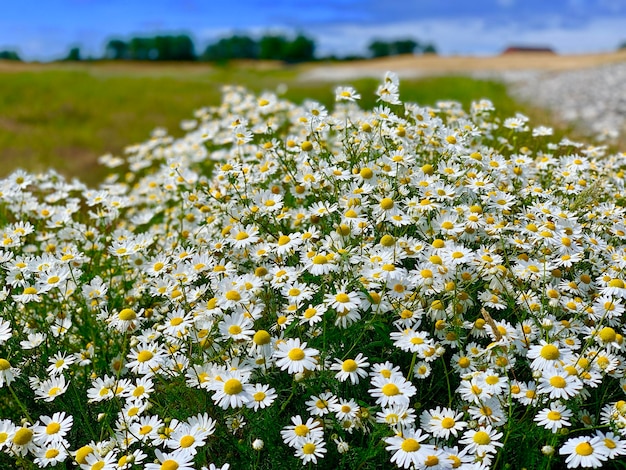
[75,445,94,464]
[342,359,358,372]
[137,350,153,362]
[599,327,616,343]
[225,290,241,301]
[575,442,593,456]
[160,460,179,470]
[539,344,560,360]
[46,422,61,435]
[0,359,10,370]
[45,448,60,459]
[302,443,316,454]
[224,378,243,395]
[228,325,242,335]
[288,348,305,361]
[180,435,195,448]
[382,383,400,396]
[380,198,394,210]
[441,417,455,429]
[119,308,136,321]
[312,255,327,265]
[547,411,561,420]
[253,330,271,345]
[294,424,309,436]
[473,431,491,445]
[12,428,33,445]
[401,438,420,452]
[549,376,566,388]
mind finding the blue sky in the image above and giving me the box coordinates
[2,0,626,60]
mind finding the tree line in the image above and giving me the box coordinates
[0,33,439,63]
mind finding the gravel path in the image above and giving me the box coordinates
[502,63,626,140]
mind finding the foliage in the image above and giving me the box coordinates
[104,35,196,61]
[63,47,81,62]
[1,73,626,470]
[368,38,438,58]
[0,50,21,61]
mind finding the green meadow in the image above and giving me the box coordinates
[0,61,544,185]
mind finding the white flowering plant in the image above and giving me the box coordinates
[1,72,626,469]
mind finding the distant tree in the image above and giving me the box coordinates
[393,39,418,55]
[64,47,81,61]
[258,34,288,61]
[368,40,392,58]
[170,34,196,61]
[128,37,157,60]
[422,43,438,54]
[0,50,21,61]
[202,35,258,61]
[368,38,437,58]
[155,35,195,61]
[283,34,315,63]
[105,39,129,60]
[619,41,626,50]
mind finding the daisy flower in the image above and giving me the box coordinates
[527,340,571,371]
[537,366,583,399]
[369,374,417,407]
[33,442,69,467]
[126,342,167,376]
[331,398,360,420]
[294,435,327,464]
[9,424,39,457]
[305,392,338,417]
[534,403,573,433]
[0,357,16,387]
[459,425,504,455]
[273,338,319,374]
[330,353,370,384]
[420,406,467,439]
[384,428,432,469]
[210,371,253,409]
[559,435,609,469]
[0,317,11,344]
[335,86,361,102]
[324,286,361,312]
[33,412,73,445]
[46,351,76,376]
[165,423,210,452]
[376,405,416,429]
[144,449,196,470]
[299,304,326,326]
[246,383,277,411]
[594,430,626,459]
[218,312,254,342]
[34,375,69,402]
[281,415,324,448]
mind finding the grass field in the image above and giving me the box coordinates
[0,60,550,185]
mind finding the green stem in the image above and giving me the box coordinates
[406,352,418,382]
[8,384,33,423]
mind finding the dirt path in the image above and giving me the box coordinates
[299,50,626,81]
